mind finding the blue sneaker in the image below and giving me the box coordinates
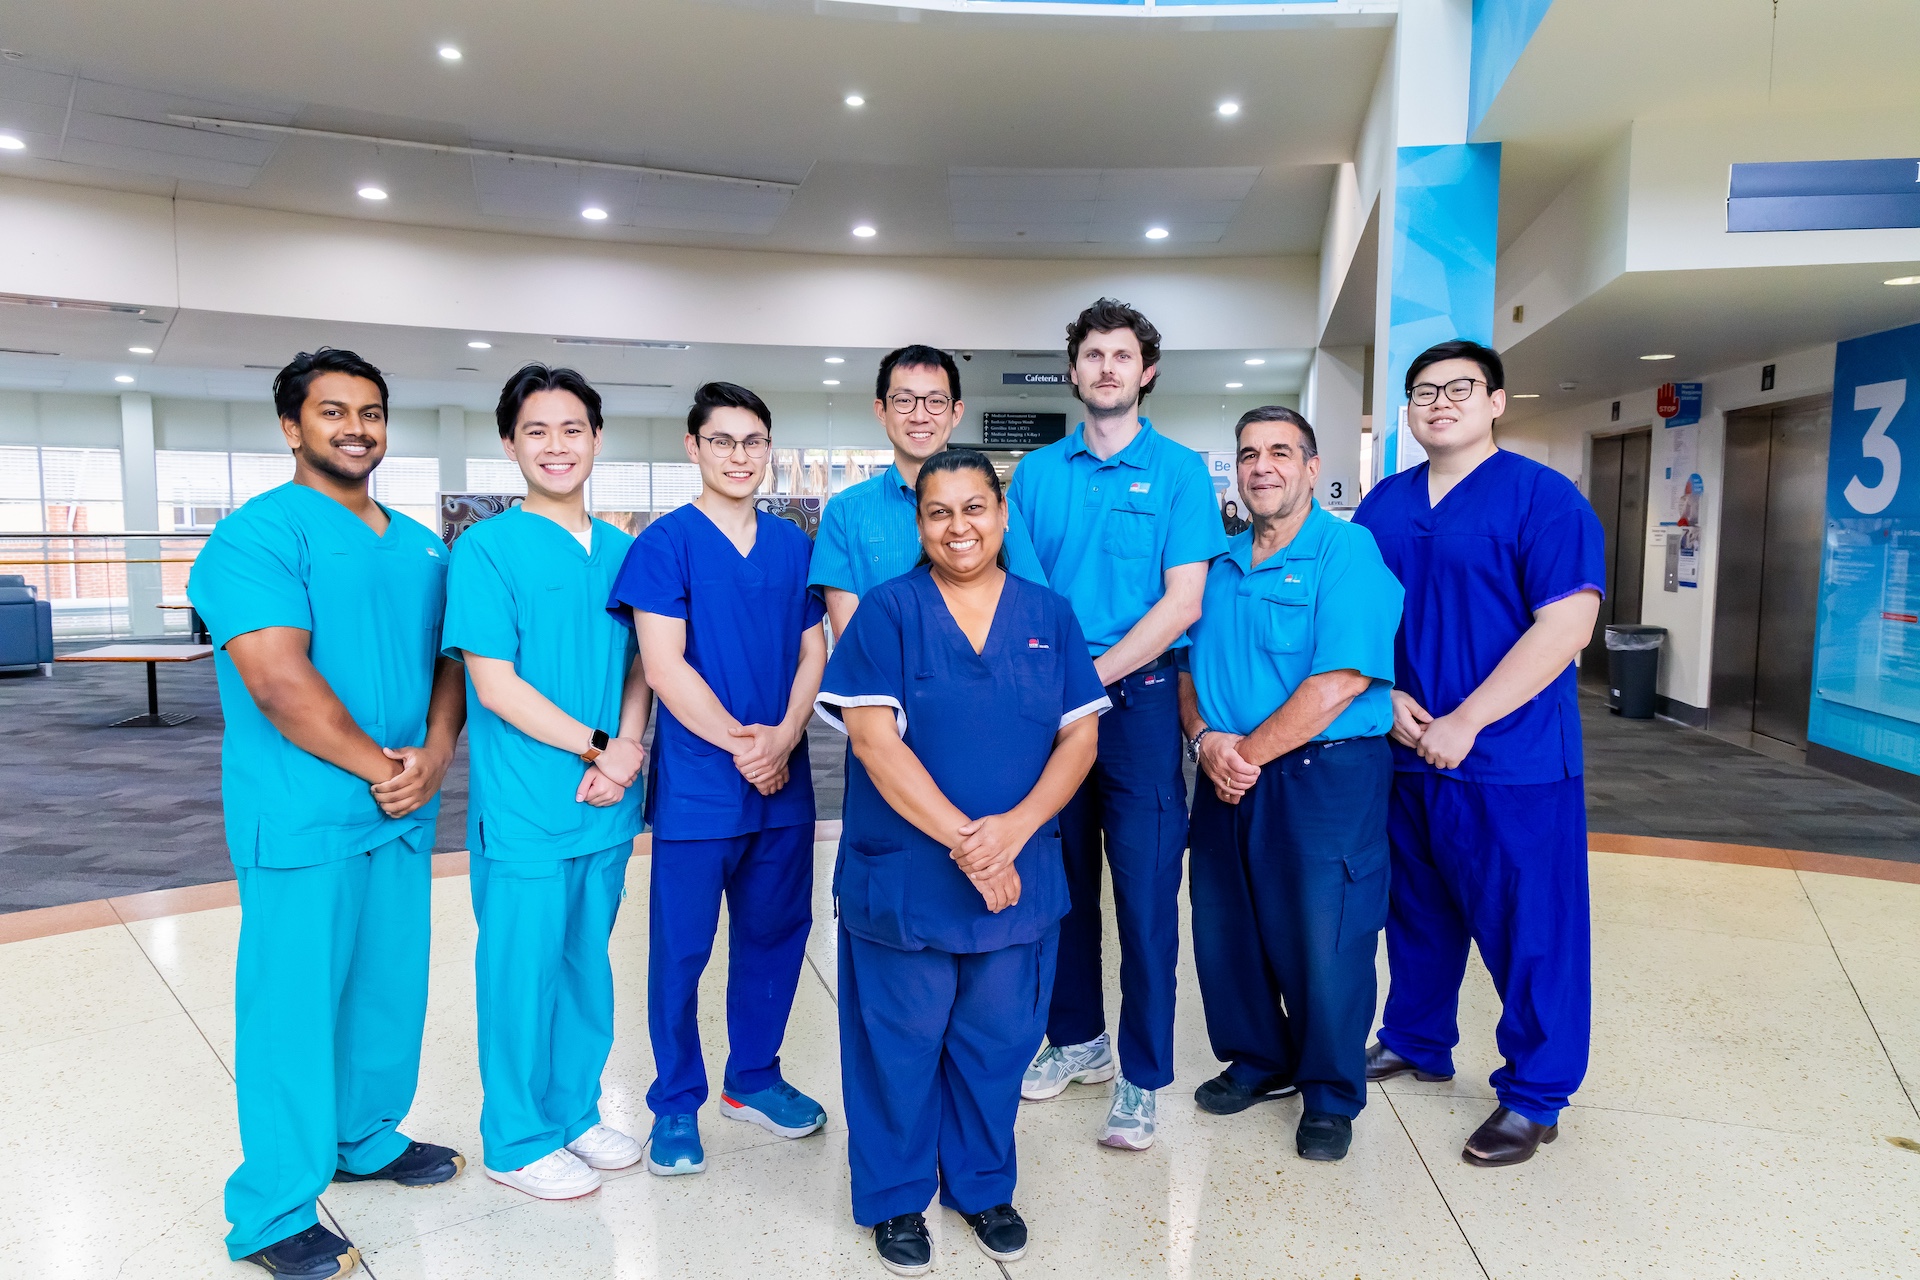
[646,1113,706,1176]
[720,1078,828,1138]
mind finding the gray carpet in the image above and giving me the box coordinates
[3,655,1916,914]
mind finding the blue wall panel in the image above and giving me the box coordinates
[1469,0,1555,135]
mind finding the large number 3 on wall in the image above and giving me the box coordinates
[1844,379,1907,515]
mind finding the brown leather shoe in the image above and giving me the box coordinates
[1462,1106,1558,1166]
[1364,1041,1454,1083]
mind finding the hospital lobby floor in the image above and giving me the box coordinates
[3,838,1919,1279]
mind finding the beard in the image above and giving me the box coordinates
[298,436,381,485]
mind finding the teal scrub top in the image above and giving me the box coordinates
[1186,502,1404,741]
[1006,421,1226,654]
[809,463,1048,599]
[442,507,643,862]
[187,482,447,869]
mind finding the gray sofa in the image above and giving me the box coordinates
[0,574,55,675]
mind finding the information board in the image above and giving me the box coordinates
[981,411,1066,448]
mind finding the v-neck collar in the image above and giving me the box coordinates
[286,481,397,543]
[514,505,597,560]
[686,500,761,562]
[916,566,1008,664]
[1422,447,1507,514]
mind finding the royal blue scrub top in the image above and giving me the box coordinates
[1186,501,1403,742]
[609,504,825,840]
[187,483,446,869]
[809,463,1048,599]
[441,507,643,861]
[1353,449,1605,784]
[817,566,1110,953]
[1006,420,1226,654]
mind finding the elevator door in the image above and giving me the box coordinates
[1581,429,1652,682]
[1710,398,1830,749]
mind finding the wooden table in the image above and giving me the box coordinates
[56,643,215,727]
[157,601,209,642]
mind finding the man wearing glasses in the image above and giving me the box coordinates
[1352,340,1603,1168]
[810,345,1047,639]
[608,381,830,1178]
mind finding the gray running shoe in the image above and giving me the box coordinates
[1100,1076,1157,1150]
[1021,1033,1116,1101]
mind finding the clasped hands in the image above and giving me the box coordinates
[729,722,798,797]
[577,735,646,808]
[949,812,1030,915]
[1389,689,1479,771]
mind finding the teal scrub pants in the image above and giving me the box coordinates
[225,838,430,1259]
[470,841,632,1172]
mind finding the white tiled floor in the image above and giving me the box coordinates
[5,847,1920,1279]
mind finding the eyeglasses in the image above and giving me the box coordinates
[886,391,954,416]
[696,432,771,459]
[1409,378,1488,407]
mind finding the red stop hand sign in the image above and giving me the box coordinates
[1656,383,1680,419]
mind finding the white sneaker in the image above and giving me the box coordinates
[566,1122,644,1171]
[1100,1076,1157,1151]
[1021,1033,1116,1101]
[485,1147,602,1200]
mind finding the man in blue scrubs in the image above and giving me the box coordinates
[1353,340,1604,1167]
[444,364,652,1199]
[810,345,1046,640]
[1180,408,1402,1162]
[610,381,830,1176]
[189,348,466,1280]
[1008,298,1227,1149]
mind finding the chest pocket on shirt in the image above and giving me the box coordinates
[1103,504,1156,560]
[1258,581,1311,654]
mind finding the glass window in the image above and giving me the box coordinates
[230,452,295,503]
[465,458,528,496]
[586,461,651,512]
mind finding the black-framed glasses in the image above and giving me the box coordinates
[696,432,771,459]
[1409,378,1487,407]
[886,391,954,415]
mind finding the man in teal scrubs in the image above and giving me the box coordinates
[189,348,467,1280]
[443,364,652,1201]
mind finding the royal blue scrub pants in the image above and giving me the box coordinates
[840,925,1056,1226]
[1190,736,1391,1119]
[470,841,631,1172]
[225,838,428,1259]
[646,823,814,1116]
[1378,773,1591,1126]
[1048,659,1186,1090]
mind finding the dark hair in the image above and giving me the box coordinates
[273,348,389,422]
[1065,298,1161,400]
[1233,405,1318,458]
[913,448,1009,571]
[496,364,603,439]
[687,381,772,435]
[875,345,962,403]
[1405,339,1505,396]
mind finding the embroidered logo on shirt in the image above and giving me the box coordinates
[1283,572,1301,583]
[1027,638,1050,649]
[1129,482,1152,494]
[427,546,442,558]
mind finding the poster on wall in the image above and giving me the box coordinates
[1207,451,1250,535]
[1810,321,1920,777]
[1653,382,1705,588]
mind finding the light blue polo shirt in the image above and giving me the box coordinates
[442,506,644,862]
[1186,501,1404,741]
[809,463,1048,599]
[1006,420,1226,654]
[187,482,447,869]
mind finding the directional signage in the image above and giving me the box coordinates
[1728,158,1920,232]
[981,411,1066,447]
[1002,371,1071,386]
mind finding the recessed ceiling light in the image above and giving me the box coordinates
[852,224,876,238]
[467,340,492,349]
[438,46,462,61]
[0,135,24,151]
[357,186,388,201]
[824,356,844,364]
[823,379,841,386]
[1244,358,1265,366]
[1511,393,1540,399]
[456,366,480,372]
[1144,226,1170,240]
[845,94,865,107]
[581,206,609,221]
[128,346,153,354]
[1225,382,1244,389]
[1885,276,1920,286]
[1217,102,1241,117]
[1639,353,1675,361]
[114,374,134,384]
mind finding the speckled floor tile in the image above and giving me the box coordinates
[0,921,182,1054]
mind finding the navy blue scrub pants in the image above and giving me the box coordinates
[1047,659,1187,1090]
[839,925,1056,1226]
[646,823,814,1117]
[1190,736,1391,1119]
[1378,773,1591,1126]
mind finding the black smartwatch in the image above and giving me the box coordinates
[581,728,611,763]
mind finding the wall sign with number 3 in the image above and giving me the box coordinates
[1843,379,1906,515]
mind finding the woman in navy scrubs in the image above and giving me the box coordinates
[816,449,1107,1276]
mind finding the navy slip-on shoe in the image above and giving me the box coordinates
[332,1140,465,1187]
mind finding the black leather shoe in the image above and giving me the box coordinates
[1462,1105,1558,1167]
[874,1212,933,1276]
[1295,1111,1354,1161]
[1365,1040,1453,1083]
[333,1140,466,1187]
[243,1224,360,1279]
[960,1202,1029,1262]
[1193,1069,1299,1115]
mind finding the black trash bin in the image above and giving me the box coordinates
[1604,624,1666,719]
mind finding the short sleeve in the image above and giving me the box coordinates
[1521,484,1607,613]
[1309,529,1404,685]
[1161,451,1230,570]
[807,494,858,592]
[608,520,690,622]
[1003,503,1049,587]
[1056,603,1112,727]
[814,586,907,735]
[802,585,827,631]
[441,533,519,663]
[187,512,312,649]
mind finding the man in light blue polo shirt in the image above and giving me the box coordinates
[1179,406,1402,1164]
[1008,298,1226,1150]
[810,344,1045,639]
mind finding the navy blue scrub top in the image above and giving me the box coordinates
[1353,449,1605,784]
[817,565,1109,953]
[609,504,825,840]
